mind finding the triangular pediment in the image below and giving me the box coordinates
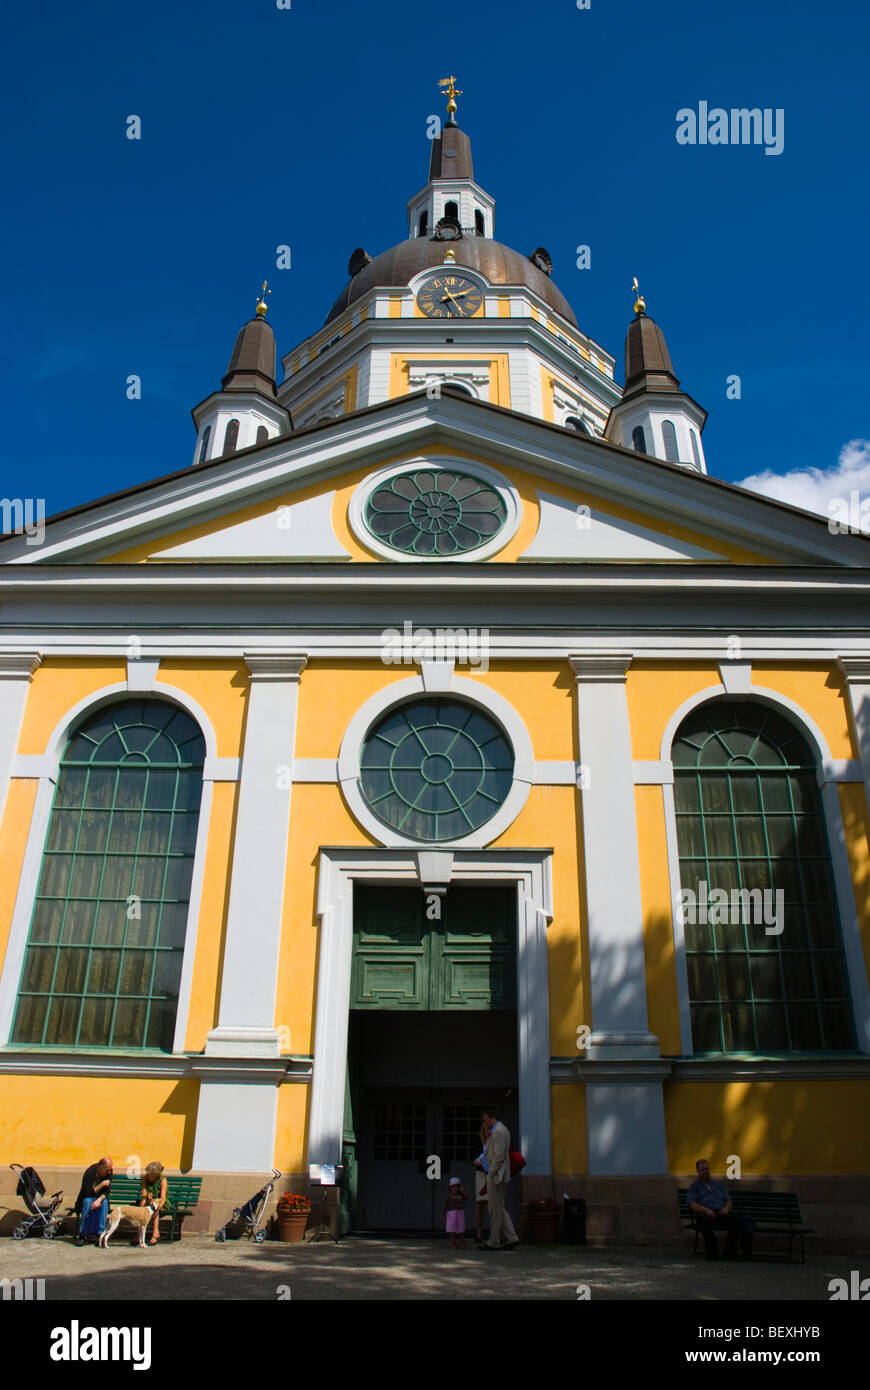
[1,392,867,569]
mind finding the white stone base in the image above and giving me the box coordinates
[586,1081,669,1174]
[192,1079,279,1171]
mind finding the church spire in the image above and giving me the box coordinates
[604,281,708,472]
[190,288,291,466]
[407,80,494,240]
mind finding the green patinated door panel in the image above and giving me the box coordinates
[351,887,426,1007]
[351,885,516,1010]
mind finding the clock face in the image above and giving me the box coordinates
[416,274,483,319]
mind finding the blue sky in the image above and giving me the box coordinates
[2,0,868,522]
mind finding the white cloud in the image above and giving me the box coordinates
[737,439,870,519]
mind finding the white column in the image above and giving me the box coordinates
[308,857,354,1167]
[569,654,658,1057]
[838,657,870,819]
[517,879,552,1174]
[193,652,306,1173]
[0,653,41,824]
[205,652,307,1054]
[569,654,667,1176]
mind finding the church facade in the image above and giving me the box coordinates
[2,96,869,1238]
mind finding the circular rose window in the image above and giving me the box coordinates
[363,468,507,557]
[359,698,514,841]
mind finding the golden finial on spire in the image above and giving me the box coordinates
[438,75,463,125]
[255,280,271,318]
[632,276,646,317]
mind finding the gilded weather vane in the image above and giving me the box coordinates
[255,280,271,318]
[438,75,463,125]
[631,277,646,317]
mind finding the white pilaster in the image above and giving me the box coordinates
[837,657,870,820]
[0,653,41,829]
[569,654,667,1174]
[193,652,307,1172]
[569,654,658,1058]
[204,652,307,1055]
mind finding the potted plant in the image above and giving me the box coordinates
[525,1197,562,1244]
[276,1192,311,1243]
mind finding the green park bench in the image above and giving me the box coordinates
[678,1188,813,1263]
[68,1175,202,1242]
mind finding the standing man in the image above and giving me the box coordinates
[74,1156,113,1246]
[687,1158,753,1260]
[481,1106,519,1250]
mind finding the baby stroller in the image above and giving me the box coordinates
[215,1168,281,1243]
[10,1164,65,1240]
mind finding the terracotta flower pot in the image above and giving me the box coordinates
[277,1212,309,1243]
[526,1208,562,1244]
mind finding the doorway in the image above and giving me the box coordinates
[345,885,519,1232]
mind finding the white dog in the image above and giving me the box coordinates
[99,1202,159,1249]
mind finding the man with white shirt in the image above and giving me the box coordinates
[481,1106,519,1250]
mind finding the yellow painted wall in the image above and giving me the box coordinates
[665,1080,870,1174]
[183,780,240,1051]
[551,1083,587,1173]
[636,785,682,1055]
[154,661,248,759]
[275,1082,310,1172]
[838,783,870,986]
[17,659,126,753]
[388,352,510,406]
[0,780,38,972]
[2,646,868,1177]
[0,1075,199,1169]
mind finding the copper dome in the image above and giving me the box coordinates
[325,236,578,328]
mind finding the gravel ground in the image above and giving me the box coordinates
[2,1233,866,1301]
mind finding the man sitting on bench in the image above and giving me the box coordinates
[687,1158,753,1261]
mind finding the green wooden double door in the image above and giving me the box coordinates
[344,886,519,1231]
[350,884,516,1011]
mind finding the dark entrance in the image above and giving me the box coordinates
[344,885,519,1233]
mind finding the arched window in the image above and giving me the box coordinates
[661,420,680,463]
[632,425,646,453]
[672,700,855,1054]
[444,200,459,221]
[223,419,240,455]
[11,700,206,1051]
[690,429,701,468]
[255,425,269,446]
[419,210,429,237]
[197,425,211,464]
[564,416,589,434]
[474,208,485,236]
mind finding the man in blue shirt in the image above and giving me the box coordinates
[687,1159,753,1260]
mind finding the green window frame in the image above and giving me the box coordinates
[11,699,205,1052]
[363,468,507,557]
[673,700,856,1055]
[359,698,513,842]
